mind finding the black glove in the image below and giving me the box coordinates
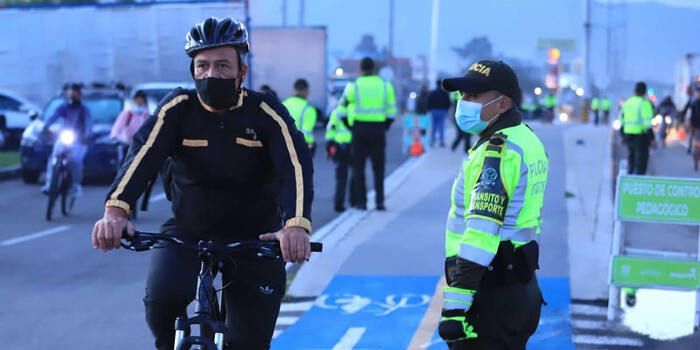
[438,313,478,343]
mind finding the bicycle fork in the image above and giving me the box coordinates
[174,254,226,350]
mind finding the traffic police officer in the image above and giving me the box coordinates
[339,57,397,211]
[620,82,654,175]
[601,96,612,124]
[591,96,600,125]
[439,60,548,349]
[283,78,318,156]
[325,104,354,212]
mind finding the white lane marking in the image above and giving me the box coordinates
[149,193,167,203]
[275,316,298,326]
[573,334,644,347]
[420,338,443,348]
[279,301,314,312]
[1,225,71,246]
[332,327,366,350]
[571,303,608,316]
[572,319,609,330]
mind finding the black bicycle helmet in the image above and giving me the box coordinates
[185,17,250,58]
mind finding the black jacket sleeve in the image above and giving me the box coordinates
[258,95,314,233]
[105,90,187,213]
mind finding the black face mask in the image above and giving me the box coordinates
[195,77,240,111]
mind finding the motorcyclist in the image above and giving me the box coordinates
[41,83,92,197]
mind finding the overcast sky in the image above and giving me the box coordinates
[249,0,700,87]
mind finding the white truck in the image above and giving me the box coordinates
[249,27,328,115]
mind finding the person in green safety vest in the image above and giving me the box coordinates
[620,82,655,175]
[542,93,557,123]
[283,79,318,157]
[439,60,549,349]
[339,57,398,211]
[591,96,600,125]
[601,97,612,124]
[325,104,355,212]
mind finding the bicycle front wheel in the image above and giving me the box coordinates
[45,163,61,221]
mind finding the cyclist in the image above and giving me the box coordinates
[41,83,92,197]
[91,17,314,349]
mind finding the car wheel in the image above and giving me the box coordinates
[21,169,40,184]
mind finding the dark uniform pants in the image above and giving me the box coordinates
[625,133,650,175]
[351,123,386,207]
[143,223,286,350]
[449,276,543,350]
[333,143,354,208]
[451,131,472,154]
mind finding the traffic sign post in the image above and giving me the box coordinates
[608,164,700,327]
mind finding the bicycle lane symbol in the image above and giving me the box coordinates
[315,293,431,316]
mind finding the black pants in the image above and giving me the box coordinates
[626,134,650,175]
[333,143,354,208]
[593,110,600,125]
[451,131,472,154]
[143,225,286,350]
[449,276,543,350]
[351,123,386,207]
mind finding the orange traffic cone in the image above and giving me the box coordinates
[409,138,424,156]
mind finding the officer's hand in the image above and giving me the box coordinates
[438,315,478,343]
[259,227,310,263]
[92,207,134,252]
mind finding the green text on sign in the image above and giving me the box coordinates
[612,256,700,290]
[617,175,700,225]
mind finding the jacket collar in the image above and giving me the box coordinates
[471,107,522,150]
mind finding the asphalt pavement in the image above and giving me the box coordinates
[0,125,406,349]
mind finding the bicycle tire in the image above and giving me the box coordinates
[61,170,73,216]
[45,162,61,221]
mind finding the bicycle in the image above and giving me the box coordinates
[121,231,322,350]
[46,129,77,221]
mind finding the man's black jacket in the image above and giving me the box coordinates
[105,88,314,241]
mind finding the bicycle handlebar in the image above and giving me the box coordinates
[120,231,323,258]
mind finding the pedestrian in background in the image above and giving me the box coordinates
[428,79,451,148]
[339,57,397,211]
[111,90,150,161]
[325,103,355,212]
[620,82,655,175]
[681,86,700,154]
[283,79,318,157]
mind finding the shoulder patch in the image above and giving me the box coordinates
[468,153,509,223]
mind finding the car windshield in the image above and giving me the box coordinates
[42,96,123,125]
[144,89,173,105]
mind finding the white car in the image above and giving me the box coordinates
[0,89,41,149]
[130,82,195,115]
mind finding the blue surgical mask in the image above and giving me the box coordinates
[132,106,147,114]
[454,96,503,135]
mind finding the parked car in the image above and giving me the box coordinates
[0,89,41,150]
[130,82,194,114]
[19,83,125,184]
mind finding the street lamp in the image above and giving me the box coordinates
[534,87,542,96]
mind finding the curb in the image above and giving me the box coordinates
[0,165,20,181]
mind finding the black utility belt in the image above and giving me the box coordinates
[481,240,540,287]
